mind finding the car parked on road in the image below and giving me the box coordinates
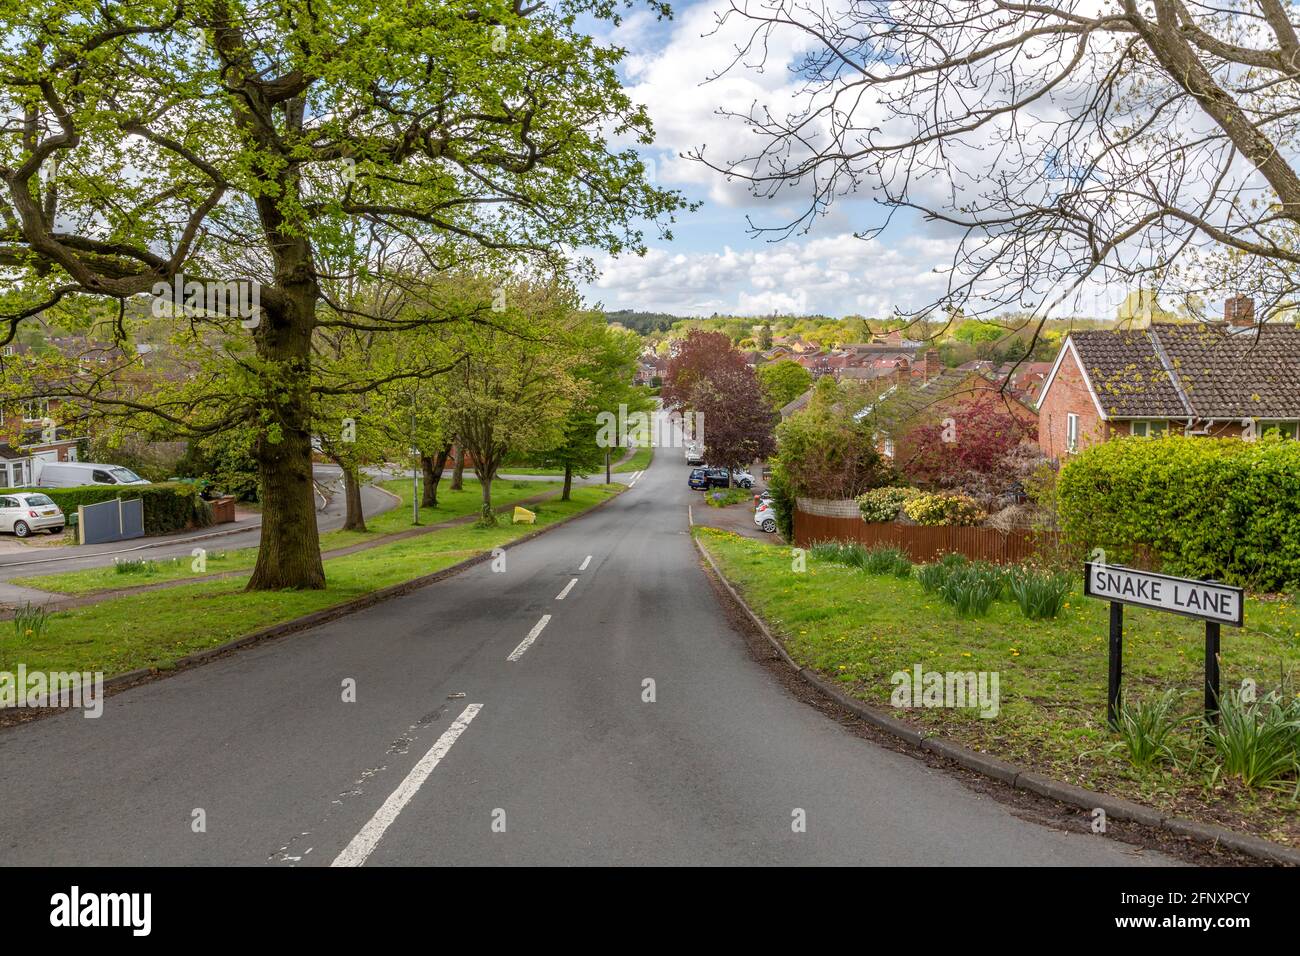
[0,492,65,537]
[732,469,755,489]
[688,467,711,490]
[754,502,777,533]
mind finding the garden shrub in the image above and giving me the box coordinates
[856,486,918,523]
[766,463,796,542]
[1058,434,1300,590]
[901,491,986,526]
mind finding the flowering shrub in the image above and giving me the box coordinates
[902,491,987,526]
[856,486,919,523]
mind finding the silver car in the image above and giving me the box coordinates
[0,492,65,537]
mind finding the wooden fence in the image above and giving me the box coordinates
[794,509,1058,564]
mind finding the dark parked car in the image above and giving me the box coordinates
[703,467,732,489]
[689,467,732,490]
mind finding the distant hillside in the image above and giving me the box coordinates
[602,310,681,334]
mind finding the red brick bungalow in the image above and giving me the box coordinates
[1036,312,1300,459]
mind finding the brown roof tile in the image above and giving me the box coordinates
[1071,323,1300,419]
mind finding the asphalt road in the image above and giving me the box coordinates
[0,445,1169,865]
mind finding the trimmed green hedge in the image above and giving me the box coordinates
[0,482,213,536]
[1058,435,1300,590]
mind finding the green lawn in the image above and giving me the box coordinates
[695,527,1300,845]
[0,485,619,678]
[498,446,654,477]
[613,445,654,473]
[13,477,556,596]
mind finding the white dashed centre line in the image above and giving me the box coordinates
[507,614,551,662]
[555,577,578,601]
[331,703,482,868]
[579,555,592,571]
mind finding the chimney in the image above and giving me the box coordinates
[893,358,910,386]
[1225,295,1255,328]
[924,348,940,381]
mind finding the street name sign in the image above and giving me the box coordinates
[1082,563,1244,728]
[1083,563,1243,626]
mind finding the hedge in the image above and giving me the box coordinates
[0,482,213,536]
[1057,435,1300,590]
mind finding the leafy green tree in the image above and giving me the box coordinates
[774,377,896,499]
[0,0,685,589]
[537,321,648,500]
[438,280,580,523]
[755,359,812,411]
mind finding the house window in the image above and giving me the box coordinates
[22,398,49,423]
[1066,413,1079,452]
[1130,420,1168,438]
[1262,421,1299,440]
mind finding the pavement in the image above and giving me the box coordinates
[0,438,1175,866]
[0,466,397,603]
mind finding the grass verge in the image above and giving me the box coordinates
[0,485,620,678]
[12,477,556,596]
[694,526,1300,846]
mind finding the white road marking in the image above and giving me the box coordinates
[688,505,694,526]
[331,703,482,867]
[579,555,592,571]
[507,614,551,662]
[628,469,643,487]
[555,577,578,600]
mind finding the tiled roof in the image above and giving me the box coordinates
[1071,323,1300,419]
[780,388,815,418]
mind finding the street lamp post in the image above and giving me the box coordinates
[410,394,420,526]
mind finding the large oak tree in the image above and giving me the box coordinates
[0,0,684,588]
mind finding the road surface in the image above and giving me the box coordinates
[0,445,1168,865]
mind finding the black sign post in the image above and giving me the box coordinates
[1107,601,1123,729]
[1083,563,1243,728]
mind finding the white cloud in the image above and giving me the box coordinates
[587,231,957,317]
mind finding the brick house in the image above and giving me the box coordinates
[1036,310,1300,459]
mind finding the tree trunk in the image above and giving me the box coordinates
[341,463,366,532]
[420,455,437,507]
[562,463,573,501]
[246,290,325,591]
[426,444,451,507]
[478,471,495,525]
[451,444,465,491]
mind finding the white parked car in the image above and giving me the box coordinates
[0,492,65,537]
[733,469,756,489]
[34,461,149,488]
[754,502,777,534]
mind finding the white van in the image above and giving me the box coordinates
[34,461,149,488]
